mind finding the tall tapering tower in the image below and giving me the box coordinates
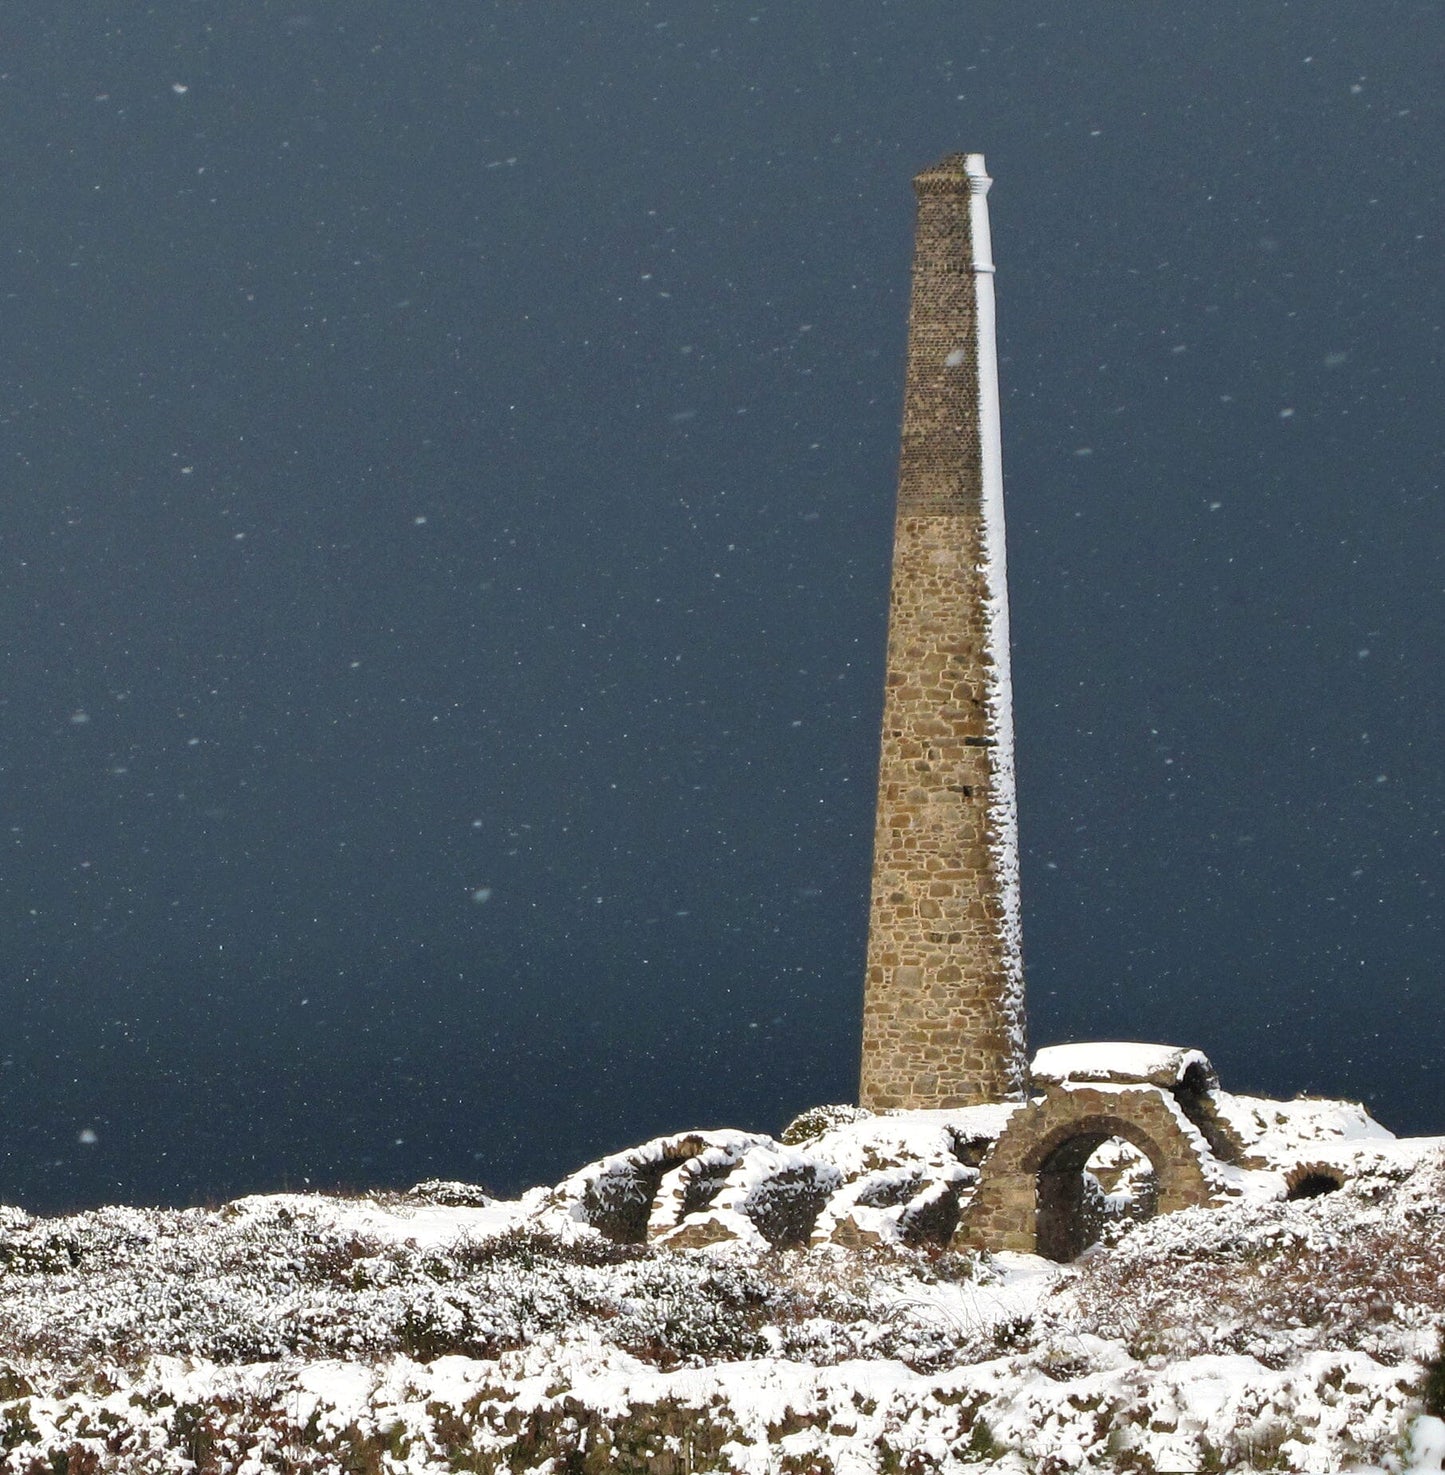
[859,153,1027,1110]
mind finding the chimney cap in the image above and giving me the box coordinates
[914,152,991,196]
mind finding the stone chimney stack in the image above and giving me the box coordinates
[859,153,1027,1110]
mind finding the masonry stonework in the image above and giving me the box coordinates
[952,1084,1219,1258]
[860,153,1027,1110]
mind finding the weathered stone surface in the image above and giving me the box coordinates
[861,153,1025,1109]
[539,1068,1403,1261]
[1031,1042,1218,1091]
[952,1082,1219,1258]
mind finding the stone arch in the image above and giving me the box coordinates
[954,1085,1216,1258]
[1025,1118,1165,1262]
[581,1135,713,1244]
[1018,1110,1171,1178]
[568,1132,773,1245]
[1285,1163,1344,1201]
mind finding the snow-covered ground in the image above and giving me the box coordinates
[0,1099,1439,1472]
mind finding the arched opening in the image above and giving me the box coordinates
[1170,1061,1244,1165]
[1286,1169,1342,1201]
[581,1136,712,1244]
[1035,1133,1161,1262]
[1178,1060,1214,1096]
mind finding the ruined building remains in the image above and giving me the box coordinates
[545,155,1428,1264]
[860,153,1027,1110]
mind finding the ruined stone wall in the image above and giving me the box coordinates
[953,1085,1219,1257]
[859,154,1026,1110]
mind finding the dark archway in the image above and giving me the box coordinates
[1035,1131,1162,1261]
[1286,1167,1343,1201]
[580,1135,715,1243]
[1036,1131,1108,1262]
[954,1084,1216,1257]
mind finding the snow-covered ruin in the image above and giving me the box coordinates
[0,152,1435,1473]
[553,1043,1420,1264]
[852,155,1436,1267]
[0,1097,1438,1473]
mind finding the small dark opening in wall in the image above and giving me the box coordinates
[1287,1172,1342,1201]
[1178,1061,1212,1097]
[947,1130,992,1169]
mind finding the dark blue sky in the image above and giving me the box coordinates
[1,3,1439,1212]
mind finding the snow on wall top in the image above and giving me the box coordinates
[1210,1090,1399,1157]
[1030,1042,1217,1091]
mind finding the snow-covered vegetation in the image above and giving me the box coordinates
[0,1107,1439,1472]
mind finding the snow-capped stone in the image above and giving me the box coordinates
[1031,1041,1218,1090]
